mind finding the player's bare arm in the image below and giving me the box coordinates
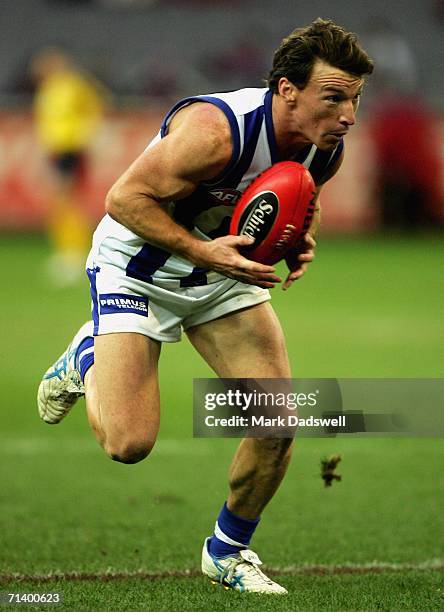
[282,149,344,290]
[105,103,281,288]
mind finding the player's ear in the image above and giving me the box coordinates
[277,78,298,104]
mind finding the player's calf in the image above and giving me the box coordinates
[228,437,294,518]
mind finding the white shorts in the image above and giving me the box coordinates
[86,217,270,343]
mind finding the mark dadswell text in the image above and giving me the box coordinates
[205,415,346,428]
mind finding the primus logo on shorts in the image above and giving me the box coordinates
[239,191,279,245]
[99,293,148,316]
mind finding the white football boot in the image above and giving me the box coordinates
[37,322,92,424]
[201,538,287,594]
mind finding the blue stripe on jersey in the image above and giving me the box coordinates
[87,266,100,335]
[160,98,191,137]
[264,90,278,164]
[293,144,314,165]
[323,139,344,180]
[160,96,241,186]
[211,105,265,189]
[126,244,171,284]
[197,96,241,184]
[173,104,266,239]
[206,106,265,238]
[308,139,344,185]
[172,185,217,230]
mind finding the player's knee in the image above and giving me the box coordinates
[106,437,155,464]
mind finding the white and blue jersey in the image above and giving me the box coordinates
[89,87,343,289]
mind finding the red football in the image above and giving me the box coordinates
[229,161,316,265]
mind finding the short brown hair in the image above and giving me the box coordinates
[267,18,374,92]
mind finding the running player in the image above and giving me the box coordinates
[37,19,373,594]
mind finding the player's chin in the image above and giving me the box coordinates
[318,136,341,151]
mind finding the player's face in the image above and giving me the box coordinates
[292,60,364,151]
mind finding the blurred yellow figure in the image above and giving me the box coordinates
[31,48,105,285]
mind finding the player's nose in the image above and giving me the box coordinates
[339,100,356,126]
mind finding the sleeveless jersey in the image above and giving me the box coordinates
[92,88,343,288]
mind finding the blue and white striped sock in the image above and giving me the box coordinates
[208,502,260,558]
[75,336,94,383]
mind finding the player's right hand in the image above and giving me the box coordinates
[190,235,282,288]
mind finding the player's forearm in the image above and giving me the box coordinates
[105,191,206,264]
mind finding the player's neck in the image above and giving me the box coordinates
[271,93,313,159]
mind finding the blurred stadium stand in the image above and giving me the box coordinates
[0,0,443,231]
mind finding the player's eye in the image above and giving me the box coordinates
[325,95,341,103]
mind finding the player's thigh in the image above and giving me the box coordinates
[93,332,161,446]
[186,302,291,378]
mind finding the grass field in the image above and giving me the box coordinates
[1,234,443,611]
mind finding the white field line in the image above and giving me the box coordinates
[1,560,443,584]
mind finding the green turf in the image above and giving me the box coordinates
[2,573,443,611]
[1,234,443,610]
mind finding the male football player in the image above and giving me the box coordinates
[38,19,373,594]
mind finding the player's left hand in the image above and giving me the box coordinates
[282,233,316,291]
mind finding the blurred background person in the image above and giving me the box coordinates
[363,17,443,230]
[30,47,106,285]
[370,94,443,230]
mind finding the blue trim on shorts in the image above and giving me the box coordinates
[87,266,100,335]
[126,243,172,284]
[127,243,212,288]
[179,266,208,287]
